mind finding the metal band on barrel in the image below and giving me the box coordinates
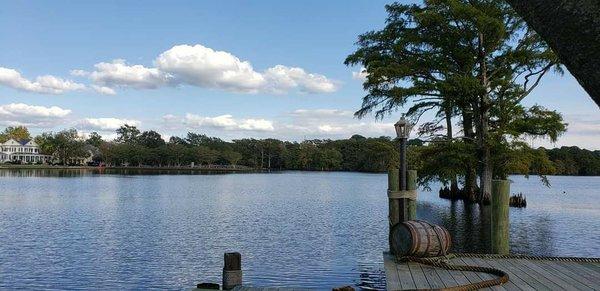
[387,190,418,200]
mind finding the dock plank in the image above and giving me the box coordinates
[518,258,583,290]
[396,262,417,290]
[407,262,430,289]
[459,257,500,291]
[536,260,595,290]
[383,253,402,291]
[419,263,446,289]
[383,253,600,291]
[485,258,535,291]
[475,258,521,291]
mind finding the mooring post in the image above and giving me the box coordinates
[223,252,242,290]
[406,170,417,221]
[491,180,510,255]
[388,168,400,250]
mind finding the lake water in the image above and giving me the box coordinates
[1,170,599,290]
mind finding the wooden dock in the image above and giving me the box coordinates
[384,252,600,290]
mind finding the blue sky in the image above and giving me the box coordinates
[1,1,598,148]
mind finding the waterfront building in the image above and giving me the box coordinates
[0,139,49,164]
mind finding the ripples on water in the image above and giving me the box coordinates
[0,170,598,290]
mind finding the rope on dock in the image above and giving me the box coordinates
[455,253,600,263]
[395,255,509,291]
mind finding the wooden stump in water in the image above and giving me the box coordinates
[223,252,242,290]
[390,220,451,257]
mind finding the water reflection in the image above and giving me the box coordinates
[0,170,598,290]
[0,168,245,177]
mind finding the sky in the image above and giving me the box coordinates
[1,0,598,149]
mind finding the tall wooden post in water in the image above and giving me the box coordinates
[388,168,401,228]
[491,180,510,254]
[388,168,418,250]
[406,170,417,220]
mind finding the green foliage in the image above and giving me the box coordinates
[138,130,165,148]
[0,126,31,142]
[25,124,600,175]
[85,132,104,147]
[115,124,141,143]
[345,0,566,196]
[35,129,87,164]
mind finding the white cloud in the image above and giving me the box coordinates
[77,117,141,131]
[282,108,393,138]
[290,109,353,118]
[183,113,274,132]
[82,44,338,95]
[0,67,85,94]
[352,67,368,81]
[184,113,238,129]
[263,65,338,94]
[239,119,274,131]
[0,103,71,127]
[89,59,172,89]
[91,85,116,95]
[156,44,265,93]
[70,69,89,77]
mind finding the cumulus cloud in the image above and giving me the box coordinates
[164,113,274,132]
[70,69,89,77]
[83,44,337,95]
[282,108,393,138]
[156,44,265,93]
[0,103,71,127]
[77,117,141,131]
[0,67,85,94]
[239,118,275,131]
[263,65,337,94]
[89,59,172,89]
[290,109,353,118]
[91,85,116,95]
[185,113,274,132]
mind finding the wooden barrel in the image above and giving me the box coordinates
[391,220,451,257]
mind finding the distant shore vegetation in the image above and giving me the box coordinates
[1,125,599,178]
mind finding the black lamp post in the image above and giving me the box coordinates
[394,116,411,191]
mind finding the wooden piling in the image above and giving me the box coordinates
[491,180,510,255]
[406,170,417,221]
[223,252,242,290]
[388,168,400,251]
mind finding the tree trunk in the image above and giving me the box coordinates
[445,105,459,194]
[462,110,477,201]
[507,0,600,108]
[476,32,492,204]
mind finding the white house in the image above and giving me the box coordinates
[0,139,49,164]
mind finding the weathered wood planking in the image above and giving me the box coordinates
[384,252,600,291]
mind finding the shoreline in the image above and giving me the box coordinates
[0,164,254,172]
[1,165,599,177]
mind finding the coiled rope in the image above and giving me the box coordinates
[394,255,509,291]
[394,253,600,290]
[456,253,600,263]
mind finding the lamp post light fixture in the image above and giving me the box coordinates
[394,116,411,139]
[395,116,412,190]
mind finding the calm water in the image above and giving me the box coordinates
[1,170,599,290]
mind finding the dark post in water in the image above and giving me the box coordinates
[491,180,510,254]
[223,252,242,290]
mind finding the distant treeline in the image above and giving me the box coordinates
[2,125,600,176]
[97,126,401,172]
[545,147,600,176]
